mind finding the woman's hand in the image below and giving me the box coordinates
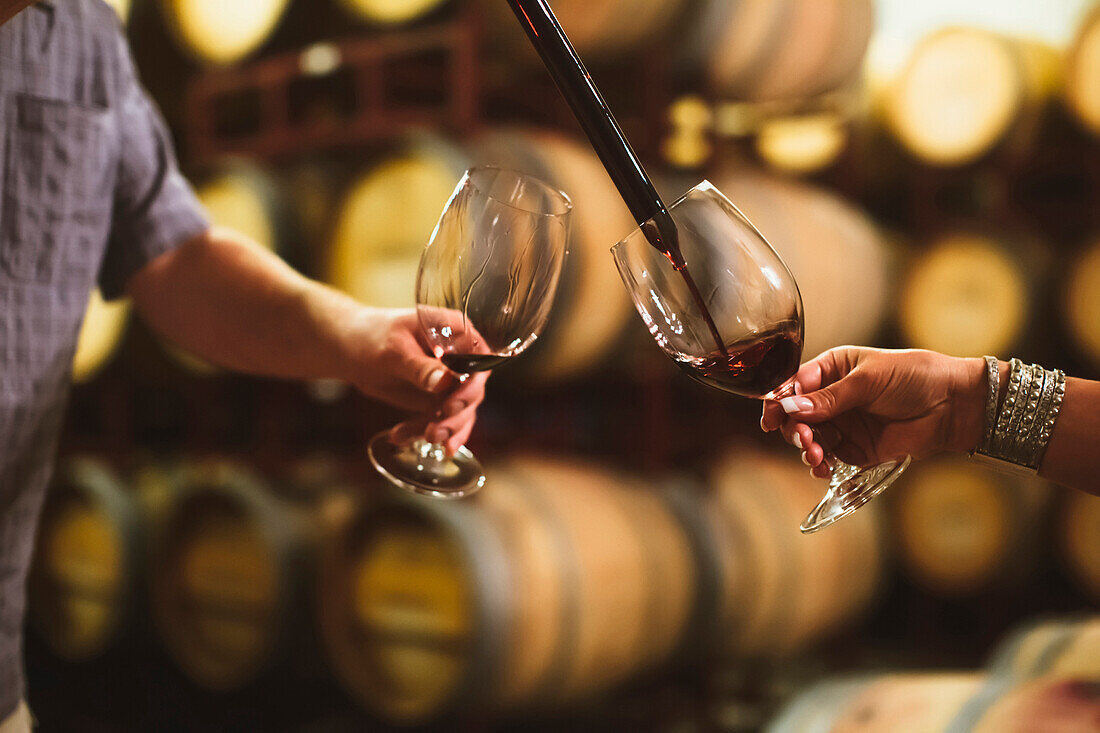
[760,347,988,478]
[345,307,488,455]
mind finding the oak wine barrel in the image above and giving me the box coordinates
[325,136,469,312]
[690,449,884,659]
[711,167,892,359]
[1066,6,1100,138]
[195,162,287,257]
[1059,490,1100,603]
[770,618,1100,731]
[899,231,1036,357]
[470,128,637,382]
[661,95,712,170]
[883,28,1058,166]
[753,112,850,175]
[965,677,1100,733]
[159,0,290,66]
[1063,236,1100,370]
[986,617,1100,681]
[889,456,1051,596]
[943,616,1100,729]
[766,672,986,733]
[317,455,696,725]
[28,458,142,663]
[336,0,450,26]
[71,289,130,384]
[696,0,875,103]
[149,460,317,691]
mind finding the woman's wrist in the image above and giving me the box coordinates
[947,357,986,453]
[948,356,1010,454]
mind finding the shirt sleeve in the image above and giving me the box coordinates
[98,27,209,300]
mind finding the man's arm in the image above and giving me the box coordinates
[127,226,487,451]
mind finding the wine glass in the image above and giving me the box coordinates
[368,166,572,499]
[611,181,910,533]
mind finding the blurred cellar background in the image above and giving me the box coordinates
[25,0,1100,730]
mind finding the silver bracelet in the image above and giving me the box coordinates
[973,358,1066,475]
[1009,364,1045,466]
[993,359,1029,459]
[978,355,999,454]
[1021,366,1056,468]
[1031,369,1066,469]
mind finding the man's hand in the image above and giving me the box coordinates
[345,307,488,455]
[129,228,488,455]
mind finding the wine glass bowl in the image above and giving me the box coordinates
[612,181,804,399]
[612,181,909,533]
[417,167,571,369]
[369,166,572,499]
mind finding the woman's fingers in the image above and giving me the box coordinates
[761,399,786,431]
[802,440,825,466]
[760,347,859,431]
[779,421,814,451]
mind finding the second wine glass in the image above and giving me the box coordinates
[368,166,571,499]
[611,181,910,532]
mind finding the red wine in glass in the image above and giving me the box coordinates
[679,320,803,399]
[440,353,514,374]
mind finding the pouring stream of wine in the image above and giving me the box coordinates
[505,0,727,356]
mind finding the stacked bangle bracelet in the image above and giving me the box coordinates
[972,356,1065,475]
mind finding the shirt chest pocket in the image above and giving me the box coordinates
[1,94,112,284]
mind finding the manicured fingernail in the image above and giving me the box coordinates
[792,433,803,450]
[426,369,445,391]
[781,396,813,413]
[801,451,811,466]
[445,400,467,417]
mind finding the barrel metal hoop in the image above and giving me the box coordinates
[502,461,583,703]
[948,619,1084,732]
[660,475,723,661]
[390,491,514,718]
[943,674,1018,733]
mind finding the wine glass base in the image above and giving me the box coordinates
[368,431,486,500]
[800,455,912,534]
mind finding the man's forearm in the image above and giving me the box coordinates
[128,227,364,383]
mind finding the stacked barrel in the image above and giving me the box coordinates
[315,452,884,725]
[28,459,145,663]
[767,616,1100,732]
[29,449,885,723]
[147,461,323,691]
